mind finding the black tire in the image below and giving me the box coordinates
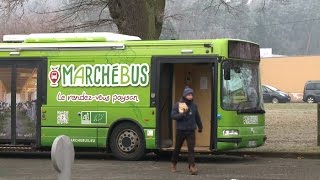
[110,122,145,160]
[306,96,315,103]
[271,97,279,103]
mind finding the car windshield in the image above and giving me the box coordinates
[265,85,279,91]
[222,61,264,113]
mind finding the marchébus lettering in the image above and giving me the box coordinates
[49,63,149,87]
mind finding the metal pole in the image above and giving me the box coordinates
[51,135,75,180]
[318,103,320,146]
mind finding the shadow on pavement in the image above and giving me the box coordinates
[149,152,258,164]
[0,151,258,164]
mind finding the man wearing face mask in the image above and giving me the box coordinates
[170,86,203,175]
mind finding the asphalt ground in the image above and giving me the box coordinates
[1,104,320,179]
[0,152,320,180]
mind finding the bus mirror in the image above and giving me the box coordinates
[223,62,231,80]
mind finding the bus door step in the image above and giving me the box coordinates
[0,145,33,152]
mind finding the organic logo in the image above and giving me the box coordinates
[49,65,60,87]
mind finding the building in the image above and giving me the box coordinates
[260,56,320,102]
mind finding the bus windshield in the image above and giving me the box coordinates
[222,61,264,113]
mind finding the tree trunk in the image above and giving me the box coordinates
[109,0,166,40]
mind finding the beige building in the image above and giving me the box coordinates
[260,56,320,102]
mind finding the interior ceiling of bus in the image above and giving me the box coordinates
[0,68,37,93]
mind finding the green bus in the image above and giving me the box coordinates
[0,32,266,160]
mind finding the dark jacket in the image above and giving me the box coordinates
[171,98,203,131]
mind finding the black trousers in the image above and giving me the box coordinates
[171,130,196,166]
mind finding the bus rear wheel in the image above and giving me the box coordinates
[110,122,145,160]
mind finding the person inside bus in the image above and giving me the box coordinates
[170,86,203,175]
[246,77,258,108]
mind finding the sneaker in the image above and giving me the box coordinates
[189,165,198,175]
[171,163,177,173]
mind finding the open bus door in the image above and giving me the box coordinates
[152,56,219,152]
[0,58,46,147]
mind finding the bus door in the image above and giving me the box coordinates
[152,56,219,151]
[0,59,46,146]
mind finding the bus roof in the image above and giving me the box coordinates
[3,32,141,43]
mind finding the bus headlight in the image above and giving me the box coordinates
[223,130,239,136]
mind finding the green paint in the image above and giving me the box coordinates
[85,66,93,84]
[97,128,108,148]
[131,65,139,85]
[101,65,110,85]
[120,65,130,84]
[111,65,118,84]
[41,127,97,147]
[140,65,149,85]
[94,66,101,84]
[91,112,107,124]
[74,66,85,84]
[62,65,73,85]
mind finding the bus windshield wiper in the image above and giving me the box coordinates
[237,107,265,114]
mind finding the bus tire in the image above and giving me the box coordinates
[110,122,146,161]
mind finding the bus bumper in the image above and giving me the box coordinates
[216,126,266,150]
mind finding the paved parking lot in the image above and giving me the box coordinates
[0,152,319,180]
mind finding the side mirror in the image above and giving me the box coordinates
[234,66,241,73]
[223,62,231,80]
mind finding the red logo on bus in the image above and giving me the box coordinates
[49,65,60,87]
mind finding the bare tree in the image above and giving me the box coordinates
[0,0,60,39]
[0,0,288,40]
[0,13,58,38]
[109,0,165,40]
[1,0,166,40]
[203,0,288,14]
[0,0,26,15]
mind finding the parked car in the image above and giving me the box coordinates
[261,84,291,103]
[303,80,320,103]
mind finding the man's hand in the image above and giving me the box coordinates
[179,103,188,113]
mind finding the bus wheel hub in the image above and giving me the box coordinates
[118,129,139,153]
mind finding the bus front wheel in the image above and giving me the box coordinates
[110,122,146,160]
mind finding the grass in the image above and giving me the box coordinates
[264,103,317,110]
[241,103,320,153]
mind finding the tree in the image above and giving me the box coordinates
[108,0,166,40]
[1,0,166,40]
[0,0,58,38]
[0,0,273,40]
[2,0,248,40]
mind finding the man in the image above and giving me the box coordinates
[171,86,203,175]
